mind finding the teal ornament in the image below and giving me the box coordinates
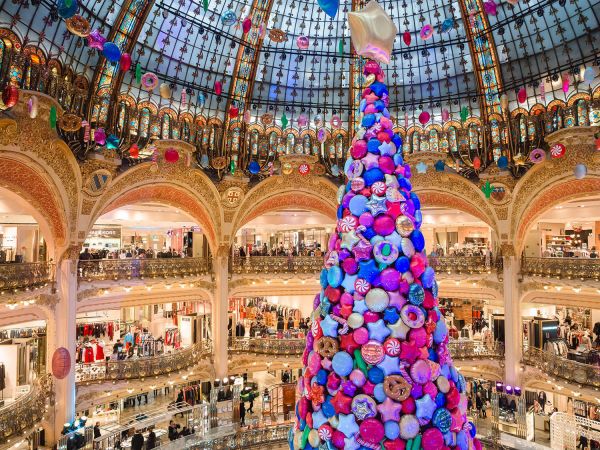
[49,106,57,129]
[248,160,260,174]
[57,0,78,19]
[221,10,237,26]
[102,42,121,63]
[318,0,340,18]
[197,93,206,106]
[434,160,445,172]
[481,181,494,199]
[338,38,344,56]
[230,160,235,175]
[497,155,508,169]
[105,134,119,149]
[441,18,454,33]
[135,63,142,84]
[200,154,209,168]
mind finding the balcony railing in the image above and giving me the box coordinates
[77,257,211,282]
[230,256,323,275]
[521,256,600,281]
[0,262,54,294]
[522,346,600,389]
[75,341,212,383]
[229,337,305,356]
[447,340,504,359]
[429,256,501,275]
[0,374,53,444]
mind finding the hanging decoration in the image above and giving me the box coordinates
[50,106,57,129]
[281,113,289,129]
[141,73,158,91]
[497,155,508,170]
[481,181,494,198]
[87,29,106,50]
[159,83,171,99]
[248,160,260,174]
[102,42,121,63]
[296,36,310,50]
[150,146,159,172]
[261,113,273,125]
[200,154,210,168]
[298,163,310,176]
[215,81,223,96]
[181,90,187,107]
[65,15,91,37]
[57,0,78,19]
[197,93,206,106]
[419,24,434,40]
[317,0,340,18]
[229,160,236,175]
[229,105,239,118]
[561,73,570,94]
[317,128,327,143]
[314,114,324,127]
[221,10,237,26]
[583,67,596,84]
[348,0,398,64]
[403,31,411,46]
[52,347,71,380]
[94,128,107,145]
[27,95,39,119]
[243,110,252,124]
[330,115,342,129]
[242,17,252,34]
[1,85,19,109]
[164,147,179,163]
[418,111,430,125]
[517,87,527,104]
[297,113,308,127]
[81,120,90,142]
[434,160,445,172]
[460,106,469,122]
[529,148,545,164]
[539,81,546,102]
[106,134,120,149]
[550,143,566,158]
[338,38,344,56]
[473,156,481,169]
[440,18,454,33]
[441,109,449,122]
[574,164,587,180]
[119,53,132,72]
[483,0,497,15]
[202,0,209,12]
[129,144,139,158]
[135,63,142,84]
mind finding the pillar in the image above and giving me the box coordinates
[212,252,229,379]
[47,258,77,442]
[503,254,521,386]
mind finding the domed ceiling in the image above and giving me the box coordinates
[2,0,598,128]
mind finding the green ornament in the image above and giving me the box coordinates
[353,349,368,375]
[300,425,310,449]
[65,0,73,7]
[481,181,494,199]
[413,434,422,450]
[460,106,469,123]
[203,0,209,12]
[50,106,57,129]
[135,63,142,85]
[338,38,344,56]
[281,112,288,129]
[229,160,235,174]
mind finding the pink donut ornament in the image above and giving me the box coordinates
[296,35,310,50]
[420,24,434,40]
[141,72,159,91]
[401,304,426,329]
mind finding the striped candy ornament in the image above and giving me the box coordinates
[371,181,386,195]
[355,278,371,295]
[338,215,358,232]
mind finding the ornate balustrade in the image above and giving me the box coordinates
[447,340,504,360]
[429,256,501,276]
[521,256,600,281]
[230,256,323,275]
[522,346,600,389]
[77,257,211,282]
[0,374,53,445]
[229,337,305,356]
[75,341,211,383]
[0,262,54,294]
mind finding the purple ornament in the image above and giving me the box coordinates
[87,29,106,50]
[373,215,395,236]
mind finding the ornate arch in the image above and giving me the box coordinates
[567,92,591,107]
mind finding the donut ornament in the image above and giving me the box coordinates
[141,72,159,91]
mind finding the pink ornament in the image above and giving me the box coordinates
[87,29,106,50]
[403,31,411,46]
[539,81,546,101]
[483,0,497,15]
[181,91,187,106]
[364,60,382,76]
[297,113,308,127]
[52,347,72,380]
[517,87,527,104]
[296,36,310,50]
[359,418,385,444]
[373,215,395,236]
[242,17,252,34]
[81,120,90,142]
[562,73,570,93]
[318,128,327,143]
[422,428,444,450]
[441,108,449,122]
[418,111,430,125]
[164,147,179,163]
[119,53,132,71]
[243,110,252,123]
[215,81,223,95]
[94,128,106,145]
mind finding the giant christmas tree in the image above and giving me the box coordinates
[290,3,482,450]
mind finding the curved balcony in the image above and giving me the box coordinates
[229,337,305,356]
[77,257,211,282]
[429,256,501,276]
[522,346,600,389]
[447,340,504,360]
[521,257,600,281]
[0,374,53,445]
[230,256,323,275]
[0,262,54,295]
[75,342,211,383]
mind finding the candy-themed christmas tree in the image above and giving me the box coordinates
[290,3,482,450]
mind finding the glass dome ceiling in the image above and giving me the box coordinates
[1,0,599,126]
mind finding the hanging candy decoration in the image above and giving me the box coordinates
[50,106,57,130]
[215,81,223,96]
[87,29,106,50]
[441,108,449,122]
[460,106,469,122]
[562,73,570,94]
[229,105,239,118]
[248,160,260,174]
[141,73,158,91]
[119,53,132,72]
[317,128,327,143]
[314,114,324,127]
[296,36,310,50]
[57,0,78,19]
[539,81,546,102]
[200,154,210,168]
[229,160,236,175]
[483,0,497,15]
[1,85,19,109]
[220,9,237,26]
[159,83,171,99]
[440,18,454,33]
[243,110,251,124]
[550,143,566,158]
[106,134,120,149]
[298,163,310,176]
[65,15,91,37]
[28,95,39,118]
[164,147,179,163]
[348,1,398,64]
[281,112,289,129]
[418,111,430,125]
[330,115,342,129]
[517,87,527,104]
[529,148,545,163]
[150,146,159,172]
[297,113,308,127]
[202,0,208,12]
[402,31,411,46]
[94,128,107,145]
[242,17,252,34]
[129,143,139,158]
[181,90,187,107]
[102,42,121,63]
[317,0,340,18]
[574,164,587,180]
[419,24,434,40]
[81,120,90,142]
[338,38,344,56]
[583,66,596,85]
[497,155,508,169]
[404,112,409,128]
[473,156,481,170]
[197,93,206,106]
[135,63,142,85]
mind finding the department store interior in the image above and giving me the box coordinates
[0,0,600,448]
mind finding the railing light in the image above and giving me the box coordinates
[555,286,562,291]
[573,287,581,293]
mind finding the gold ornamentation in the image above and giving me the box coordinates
[269,28,287,43]
[58,113,82,132]
[212,156,227,170]
[222,186,244,208]
[65,15,91,37]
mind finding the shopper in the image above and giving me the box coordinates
[131,430,144,450]
[93,422,101,439]
[475,393,483,418]
[240,401,246,426]
[168,421,180,441]
[146,429,157,450]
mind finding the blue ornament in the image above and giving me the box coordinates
[395,256,410,273]
[349,195,369,216]
[383,307,400,324]
[327,266,343,287]
[320,268,328,288]
[433,408,452,433]
[322,397,336,417]
[363,168,384,186]
[362,227,376,240]
[408,283,425,305]
[288,426,295,450]
[384,421,400,439]
[392,133,403,148]
[441,18,455,33]
[105,134,119,149]
[317,0,340,18]
[221,9,237,26]
[200,154,209,168]
[411,230,425,252]
[369,82,388,97]
[197,93,206,106]
[421,267,435,288]
[435,392,446,408]
[375,100,386,112]
[497,155,509,169]
[332,351,353,377]
[316,369,328,385]
[248,160,260,174]
[456,430,469,450]
[435,160,445,172]
[337,205,344,219]
[102,42,121,63]
[373,383,386,402]
[367,366,384,383]
[433,319,448,344]
[362,114,376,128]
[57,0,78,19]
[468,422,477,438]
[367,139,381,153]
[410,193,421,210]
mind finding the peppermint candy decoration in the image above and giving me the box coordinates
[318,425,332,441]
[311,319,320,337]
[338,215,358,232]
[550,143,566,158]
[371,181,386,195]
[355,278,371,295]
[384,338,401,356]
[298,163,310,175]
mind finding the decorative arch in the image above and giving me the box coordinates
[567,92,591,107]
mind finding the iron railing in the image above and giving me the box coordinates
[75,341,212,383]
[230,256,323,274]
[429,255,502,275]
[521,256,600,280]
[77,257,211,281]
[0,262,54,294]
[229,337,305,356]
[447,340,504,360]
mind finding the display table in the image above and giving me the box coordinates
[567,349,599,365]
[120,428,166,448]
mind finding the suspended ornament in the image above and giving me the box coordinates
[269,29,287,43]
[298,163,310,176]
[281,112,289,129]
[229,105,239,118]
[296,36,310,50]
[242,17,252,34]
[460,106,469,122]
[497,155,508,169]
[87,29,106,50]
[441,108,449,122]
[135,63,142,85]
[164,147,179,163]
[58,113,82,132]
[434,160,445,172]
[562,73,570,94]
[106,134,120,149]
[404,112,409,128]
[261,113,273,125]
[500,93,508,111]
[529,148,545,164]
[348,0,398,64]
[197,93,206,106]
[481,181,494,199]
[248,160,260,174]
[539,82,546,102]
[419,24,434,40]
[258,22,267,39]
[338,38,344,56]
[181,90,187,107]
[574,164,587,180]
[150,146,159,172]
[1,85,19,109]
[403,31,411,46]
[102,42,121,63]
[215,81,223,96]
[317,0,340,18]
[317,128,327,143]
[596,137,600,151]
[418,111,430,125]
[159,83,171,99]
[211,156,226,170]
[65,15,91,37]
[94,128,107,145]
[331,165,340,176]
[297,113,308,127]
[517,87,527,104]
[550,143,566,158]
[119,53,132,72]
[50,106,57,130]
[141,73,158,91]
[200,154,209,168]
[57,0,78,19]
[27,95,38,118]
[129,144,139,158]
[330,115,342,129]
[507,0,519,4]
[52,347,71,380]
[230,160,236,175]
[440,18,454,33]
[473,156,481,170]
[314,114,324,127]
[202,0,208,12]
[268,161,275,176]
[220,10,237,26]
[483,0,497,15]
[81,120,90,142]
[243,110,251,124]
[583,66,596,85]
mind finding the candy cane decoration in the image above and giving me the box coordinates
[181,90,187,107]
[399,361,413,386]
[356,437,379,449]
[81,120,90,143]
[330,314,349,335]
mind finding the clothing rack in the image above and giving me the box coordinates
[0,326,46,340]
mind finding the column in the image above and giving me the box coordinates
[47,258,77,442]
[503,255,521,386]
[212,253,229,379]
